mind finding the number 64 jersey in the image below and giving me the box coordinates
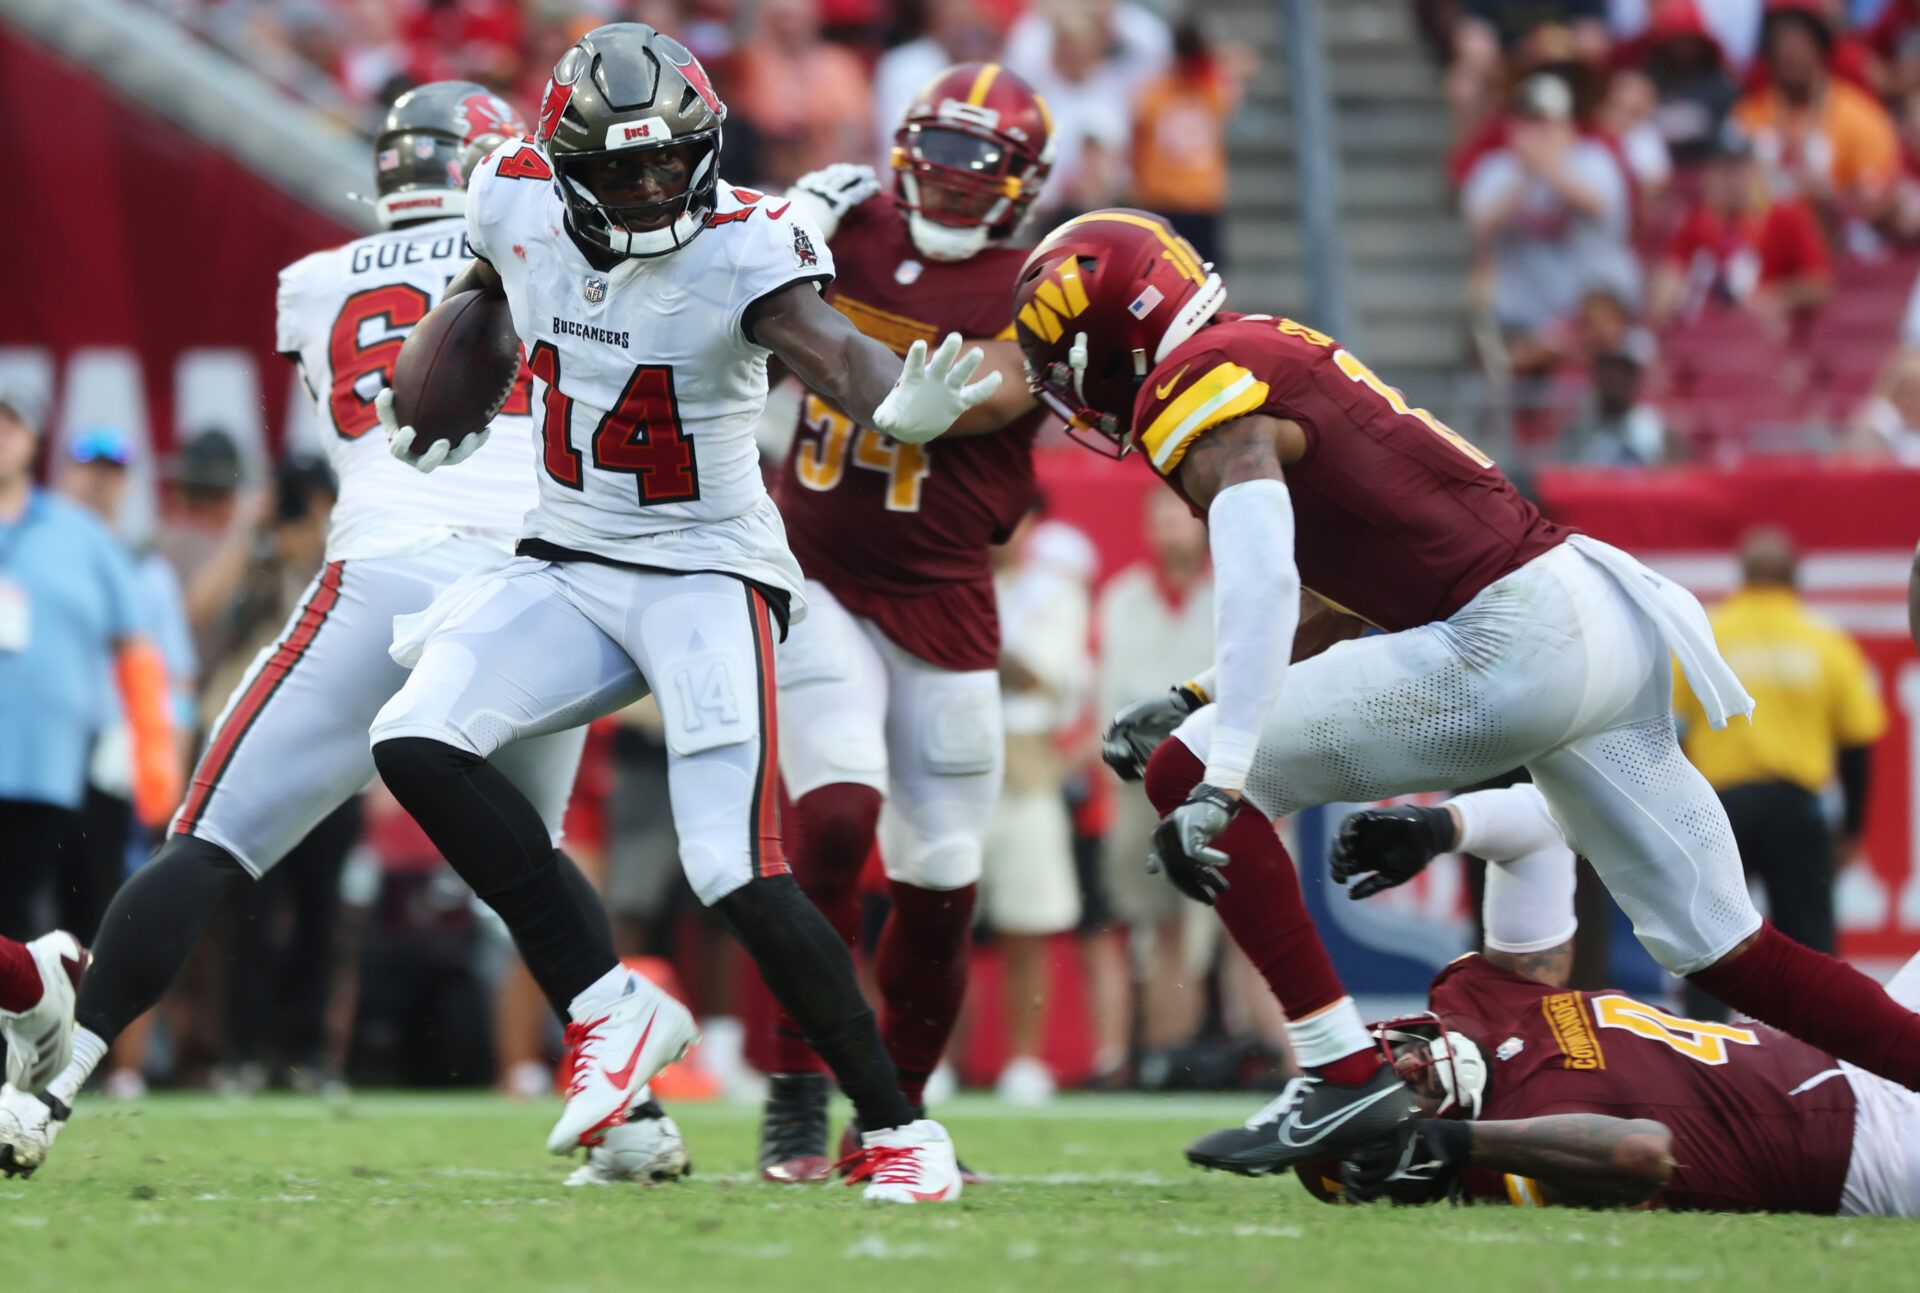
[465,139,835,625]
[275,216,540,560]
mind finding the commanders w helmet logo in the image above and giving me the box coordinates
[1016,259,1091,343]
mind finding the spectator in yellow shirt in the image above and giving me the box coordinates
[1674,526,1886,1019]
[1734,1,1900,221]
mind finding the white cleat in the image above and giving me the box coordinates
[844,1118,963,1203]
[547,976,698,1154]
[564,1098,692,1185]
[1,931,88,1093]
[0,1083,67,1178]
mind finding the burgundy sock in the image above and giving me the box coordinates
[877,879,977,1106]
[768,783,882,1076]
[0,937,39,1014]
[1688,922,1920,1090]
[1144,742,1374,1074]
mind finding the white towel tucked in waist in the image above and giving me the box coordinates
[1565,534,1754,729]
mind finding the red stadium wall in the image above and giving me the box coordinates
[0,24,354,455]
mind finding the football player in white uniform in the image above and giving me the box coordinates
[0,83,685,1179]
[365,25,1001,1203]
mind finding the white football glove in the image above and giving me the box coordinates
[786,162,881,239]
[377,388,490,473]
[872,333,1002,445]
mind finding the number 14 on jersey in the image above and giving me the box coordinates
[527,342,700,505]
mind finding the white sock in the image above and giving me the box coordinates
[49,1027,108,1106]
[566,964,643,1021]
[1483,845,1580,953]
[1285,998,1372,1069]
[1452,784,1565,862]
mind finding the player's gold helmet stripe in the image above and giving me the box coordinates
[966,63,1001,106]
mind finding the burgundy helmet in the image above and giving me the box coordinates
[1012,209,1225,456]
[890,62,1054,262]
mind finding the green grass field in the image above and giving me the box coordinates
[2,1091,1913,1292]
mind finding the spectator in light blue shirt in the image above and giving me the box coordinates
[57,427,197,941]
[0,390,177,939]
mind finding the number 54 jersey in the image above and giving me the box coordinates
[275,216,540,561]
[465,140,835,622]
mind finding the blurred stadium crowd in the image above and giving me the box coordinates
[2,0,1278,1107]
[0,0,1902,1109]
[1422,0,1920,463]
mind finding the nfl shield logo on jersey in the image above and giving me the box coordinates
[895,260,923,286]
[583,276,608,303]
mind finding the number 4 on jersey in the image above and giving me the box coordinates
[526,342,699,505]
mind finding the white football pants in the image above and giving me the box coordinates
[1172,542,1761,975]
[372,557,785,905]
[174,538,582,876]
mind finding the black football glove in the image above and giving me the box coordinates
[1330,805,1458,900]
[1148,783,1235,905]
[1340,1118,1473,1207]
[1101,682,1208,782]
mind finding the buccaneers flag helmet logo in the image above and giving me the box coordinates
[457,92,519,145]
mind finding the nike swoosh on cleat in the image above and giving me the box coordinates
[1273,1083,1408,1150]
[1153,364,1190,400]
[907,1187,951,1202]
[601,1010,657,1089]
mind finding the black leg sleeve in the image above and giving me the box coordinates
[714,874,913,1133]
[555,850,615,951]
[74,834,253,1043]
[373,737,616,1013]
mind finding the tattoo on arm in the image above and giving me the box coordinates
[1483,940,1576,989]
[1172,415,1290,511]
[1469,1115,1674,1207]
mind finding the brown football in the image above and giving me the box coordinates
[390,289,521,449]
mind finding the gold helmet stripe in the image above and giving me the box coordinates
[1053,211,1208,284]
[966,63,1001,106]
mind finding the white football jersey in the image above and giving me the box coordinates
[276,218,539,561]
[465,141,833,612]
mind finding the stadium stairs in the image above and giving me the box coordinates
[1221,0,1469,419]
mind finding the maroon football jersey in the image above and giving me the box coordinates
[1130,314,1566,633]
[773,197,1043,672]
[1428,954,1856,1213]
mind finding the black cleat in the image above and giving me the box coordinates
[758,1073,832,1183]
[1185,1066,1422,1177]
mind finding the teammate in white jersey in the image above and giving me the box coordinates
[0,83,683,1181]
[365,24,1003,1203]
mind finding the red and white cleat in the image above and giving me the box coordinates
[840,1119,963,1204]
[0,932,87,1094]
[546,975,698,1155]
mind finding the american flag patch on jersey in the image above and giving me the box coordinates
[1128,286,1164,319]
